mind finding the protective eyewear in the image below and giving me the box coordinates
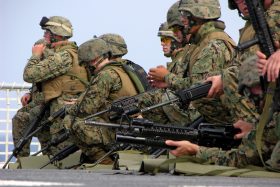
[160,37,172,43]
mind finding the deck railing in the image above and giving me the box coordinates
[0,82,41,166]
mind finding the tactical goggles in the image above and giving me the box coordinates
[160,37,172,44]
[40,16,49,27]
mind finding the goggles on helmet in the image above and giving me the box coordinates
[40,16,49,28]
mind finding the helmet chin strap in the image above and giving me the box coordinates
[88,56,105,74]
[164,53,172,57]
[94,56,105,68]
[49,31,59,43]
[181,27,189,45]
[49,31,66,43]
[238,11,250,21]
[170,39,180,52]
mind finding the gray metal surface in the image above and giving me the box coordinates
[0,169,280,187]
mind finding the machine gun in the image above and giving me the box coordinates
[85,82,212,122]
[239,0,276,91]
[86,118,241,151]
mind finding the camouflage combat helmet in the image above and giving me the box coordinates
[99,33,128,57]
[167,1,184,28]
[238,55,260,93]
[40,16,73,37]
[179,0,221,20]
[78,38,110,64]
[158,22,180,42]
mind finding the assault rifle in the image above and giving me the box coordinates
[40,144,80,169]
[2,104,49,169]
[32,131,69,156]
[85,82,212,122]
[240,0,275,56]
[2,106,65,169]
[239,0,276,91]
[86,118,241,151]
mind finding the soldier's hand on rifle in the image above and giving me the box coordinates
[148,65,169,81]
[21,93,31,106]
[165,140,199,157]
[256,51,267,76]
[32,44,45,57]
[257,41,280,82]
[205,75,223,98]
[233,120,253,139]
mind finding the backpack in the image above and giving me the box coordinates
[120,59,152,93]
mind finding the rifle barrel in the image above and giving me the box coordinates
[2,154,14,169]
[116,134,177,150]
[140,97,178,113]
[85,120,123,128]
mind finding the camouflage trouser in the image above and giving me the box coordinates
[192,96,235,124]
[196,112,280,171]
[48,97,74,155]
[63,115,115,163]
[139,89,199,125]
[12,103,51,157]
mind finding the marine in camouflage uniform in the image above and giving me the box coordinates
[137,2,201,126]
[23,16,88,155]
[98,33,150,90]
[220,0,280,127]
[167,1,280,170]
[99,32,171,124]
[167,0,236,124]
[160,21,201,125]
[217,0,265,125]
[12,39,52,157]
[196,56,280,171]
[63,38,140,163]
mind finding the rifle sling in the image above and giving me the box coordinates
[256,82,277,171]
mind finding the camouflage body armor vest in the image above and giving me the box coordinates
[188,30,236,75]
[188,28,236,123]
[42,43,88,103]
[237,21,260,66]
[102,62,138,101]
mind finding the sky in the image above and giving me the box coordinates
[0,0,245,84]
